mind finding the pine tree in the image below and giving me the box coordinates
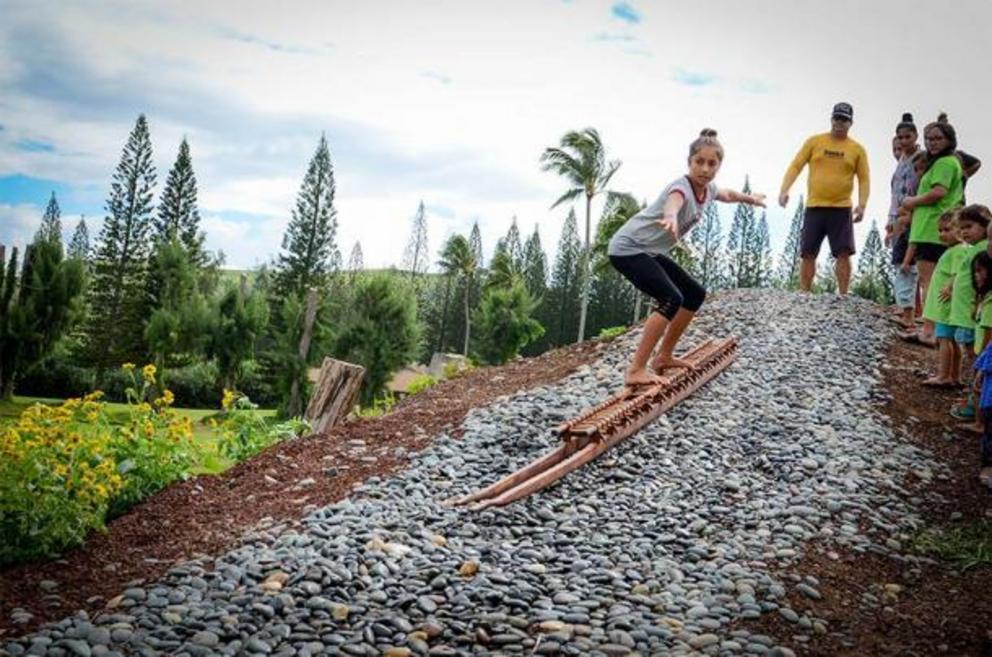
[469,221,484,269]
[503,216,524,269]
[37,192,62,250]
[726,177,758,287]
[753,211,772,287]
[68,216,90,261]
[0,239,86,398]
[274,134,340,299]
[347,241,364,278]
[777,197,804,289]
[209,278,270,392]
[815,255,838,293]
[87,114,157,370]
[521,225,548,301]
[853,221,894,304]
[547,209,582,346]
[402,201,429,279]
[688,202,723,289]
[155,137,206,267]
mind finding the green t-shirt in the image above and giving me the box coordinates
[908,155,965,245]
[975,296,992,354]
[949,239,989,328]
[922,243,967,324]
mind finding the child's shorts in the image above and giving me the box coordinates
[935,322,955,340]
[955,326,975,345]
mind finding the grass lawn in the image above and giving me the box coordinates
[0,395,277,475]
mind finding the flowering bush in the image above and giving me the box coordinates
[214,390,308,461]
[0,364,196,565]
[0,392,121,565]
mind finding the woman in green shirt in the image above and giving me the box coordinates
[901,113,965,343]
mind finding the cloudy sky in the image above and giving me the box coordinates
[2,0,991,271]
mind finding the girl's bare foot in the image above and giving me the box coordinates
[651,354,694,372]
[625,368,663,387]
[922,377,954,387]
[980,467,992,485]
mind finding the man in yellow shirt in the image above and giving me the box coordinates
[779,102,870,294]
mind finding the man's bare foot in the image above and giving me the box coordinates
[625,368,663,387]
[650,354,695,372]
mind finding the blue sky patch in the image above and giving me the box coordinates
[611,2,641,24]
[0,175,102,215]
[14,138,56,153]
[673,68,718,87]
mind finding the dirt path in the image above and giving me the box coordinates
[743,336,992,656]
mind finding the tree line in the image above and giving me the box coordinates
[0,119,893,411]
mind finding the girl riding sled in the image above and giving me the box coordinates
[608,129,766,386]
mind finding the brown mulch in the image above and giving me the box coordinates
[0,339,605,639]
[743,334,992,657]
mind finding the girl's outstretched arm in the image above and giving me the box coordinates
[716,188,766,206]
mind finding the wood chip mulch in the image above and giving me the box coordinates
[0,339,606,638]
[741,332,992,657]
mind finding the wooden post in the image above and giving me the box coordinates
[305,357,366,434]
[288,287,319,417]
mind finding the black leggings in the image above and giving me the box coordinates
[609,253,706,320]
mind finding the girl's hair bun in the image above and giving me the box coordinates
[699,128,718,138]
[937,112,949,123]
[901,112,913,123]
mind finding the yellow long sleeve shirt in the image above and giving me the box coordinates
[780,133,870,208]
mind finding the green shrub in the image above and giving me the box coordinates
[0,363,196,565]
[442,360,474,379]
[354,392,397,419]
[406,374,437,395]
[215,390,309,461]
[597,325,628,341]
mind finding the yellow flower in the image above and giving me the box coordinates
[122,363,136,373]
[221,389,237,410]
[142,364,156,384]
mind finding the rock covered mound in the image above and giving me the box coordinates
[5,290,940,657]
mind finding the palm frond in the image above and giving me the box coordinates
[550,187,584,209]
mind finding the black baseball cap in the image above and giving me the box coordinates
[832,102,854,121]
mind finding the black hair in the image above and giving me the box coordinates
[896,112,917,135]
[924,112,958,162]
[971,251,992,296]
[689,128,723,162]
[957,203,992,228]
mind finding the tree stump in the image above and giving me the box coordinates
[304,357,365,434]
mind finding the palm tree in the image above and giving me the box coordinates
[540,128,621,342]
[439,235,477,356]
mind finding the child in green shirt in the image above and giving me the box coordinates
[921,211,964,387]
[947,205,992,419]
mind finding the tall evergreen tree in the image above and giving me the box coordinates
[87,114,157,369]
[853,221,894,304]
[503,216,524,269]
[0,239,86,398]
[547,209,583,346]
[688,202,724,289]
[209,278,271,392]
[68,216,90,261]
[347,241,364,278]
[726,177,759,287]
[777,197,805,289]
[402,201,429,279]
[469,221,484,269]
[155,137,205,267]
[540,127,621,343]
[521,225,548,301]
[37,192,62,250]
[753,211,773,287]
[473,280,544,365]
[274,134,340,298]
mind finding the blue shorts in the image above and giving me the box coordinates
[935,322,955,340]
[955,327,975,345]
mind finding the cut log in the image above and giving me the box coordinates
[305,357,366,434]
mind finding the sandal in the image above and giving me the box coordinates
[950,401,976,421]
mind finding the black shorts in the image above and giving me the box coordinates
[801,207,856,258]
[609,252,706,320]
[912,242,947,263]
